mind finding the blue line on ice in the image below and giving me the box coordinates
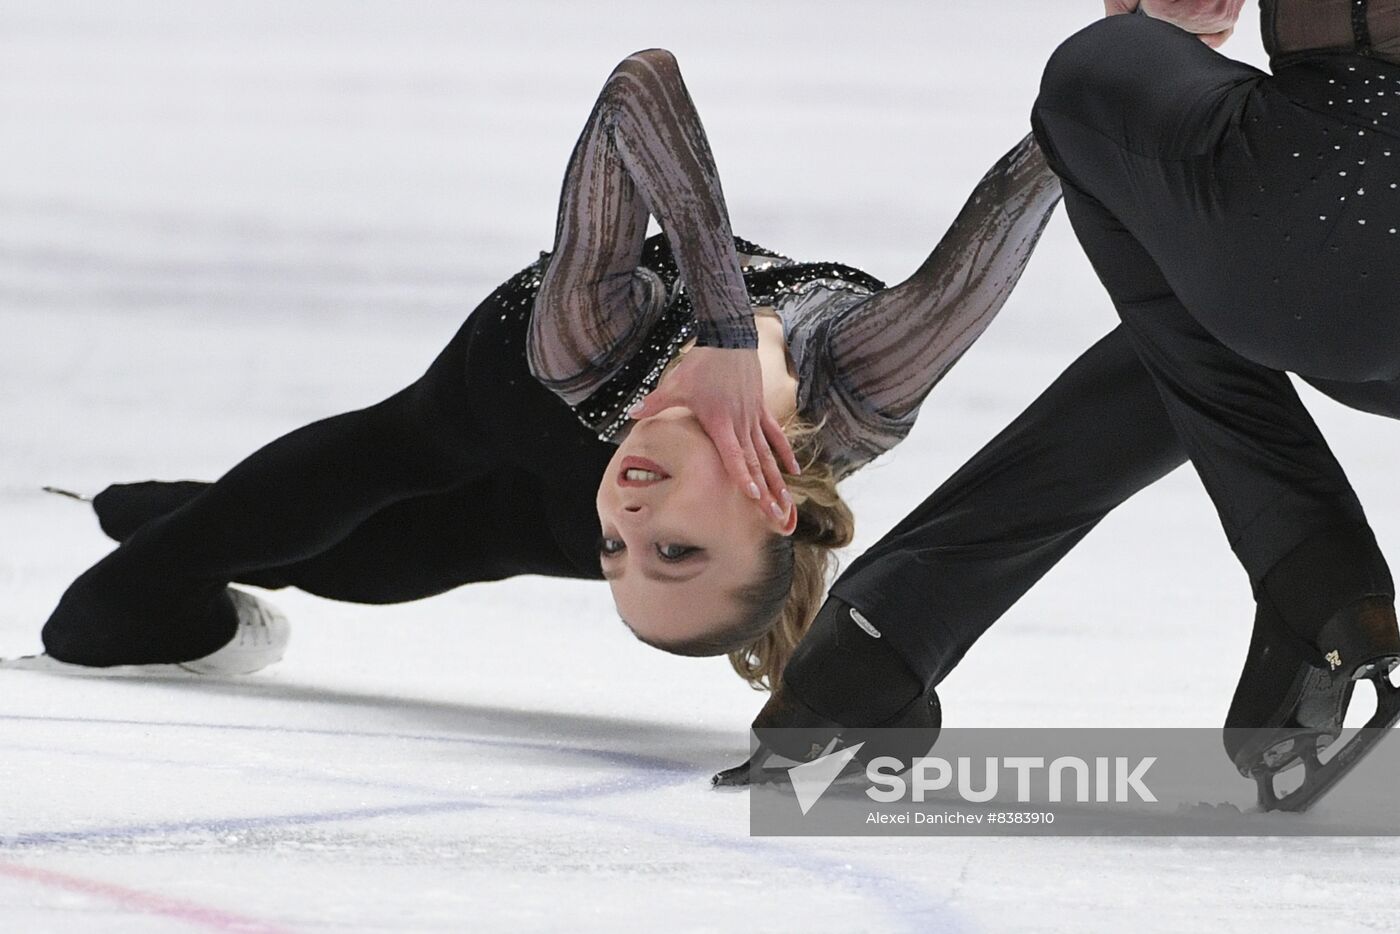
[0,712,967,933]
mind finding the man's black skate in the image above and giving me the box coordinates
[710,681,942,787]
[713,597,941,787]
[1224,596,1400,812]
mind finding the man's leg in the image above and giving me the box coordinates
[1030,15,1400,796]
[1031,14,1395,643]
[781,327,1188,720]
[726,326,1193,782]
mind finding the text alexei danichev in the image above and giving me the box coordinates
[867,811,990,824]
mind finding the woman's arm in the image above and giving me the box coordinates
[530,49,795,512]
[530,49,757,402]
[822,134,1062,422]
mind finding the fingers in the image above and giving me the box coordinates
[628,388,676,419]
[1198,26,1234,48]
[761,410,801,476]
[739,434,770,505]
[752,424,790,521]
[710,422,762,502]
[718,418,785,521]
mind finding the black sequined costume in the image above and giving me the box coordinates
[564,235,884,448]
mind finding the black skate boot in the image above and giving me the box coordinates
[712,597,941,787]
[1224,595,1400,811]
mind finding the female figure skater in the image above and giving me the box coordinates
[723,1,1400,811]
[26,48,1062,694]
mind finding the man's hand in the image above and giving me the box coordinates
[1104,0,1246,48]
[630,346,798,523]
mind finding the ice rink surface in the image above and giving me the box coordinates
[3,1,1400,930]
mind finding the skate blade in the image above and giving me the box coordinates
[0,653,210,679]
[41,486,92,503]
[1251,665,1400,812]
[1227,662,1349,778]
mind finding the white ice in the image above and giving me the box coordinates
[3,1,1399,931]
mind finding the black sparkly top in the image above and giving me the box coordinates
[526,131,1063,480]
[547,233,884,445]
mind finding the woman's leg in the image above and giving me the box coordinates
[90,481,211,544]
[42,330,497,666]
[91,472,581,601]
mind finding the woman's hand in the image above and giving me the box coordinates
[629,346,799,522]
[1104,0,1245,48]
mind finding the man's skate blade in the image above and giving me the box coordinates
[1256,673,1400,813]
[0,653,214,679]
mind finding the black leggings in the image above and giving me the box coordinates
[42,268,614,666]
[821,17,1400,689]
[1032,16,1399,640]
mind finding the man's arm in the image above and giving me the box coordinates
[1104,0,1248,48]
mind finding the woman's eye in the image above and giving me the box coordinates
[656,543,698,562]
[599,537,626,557]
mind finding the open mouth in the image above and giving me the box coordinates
[618,455,671,487]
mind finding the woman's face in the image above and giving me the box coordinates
[595,406,794,648]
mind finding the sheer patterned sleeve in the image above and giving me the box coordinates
[825,133,1062,420]
[528,49,755,406]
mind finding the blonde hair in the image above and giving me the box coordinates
[726,420,854,691]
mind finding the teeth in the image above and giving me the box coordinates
[625,469,664,481]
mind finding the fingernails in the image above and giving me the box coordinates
[627,402,644,418]
[770,502,785,519]
[747,482,761,500]
[780,489,793,506]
